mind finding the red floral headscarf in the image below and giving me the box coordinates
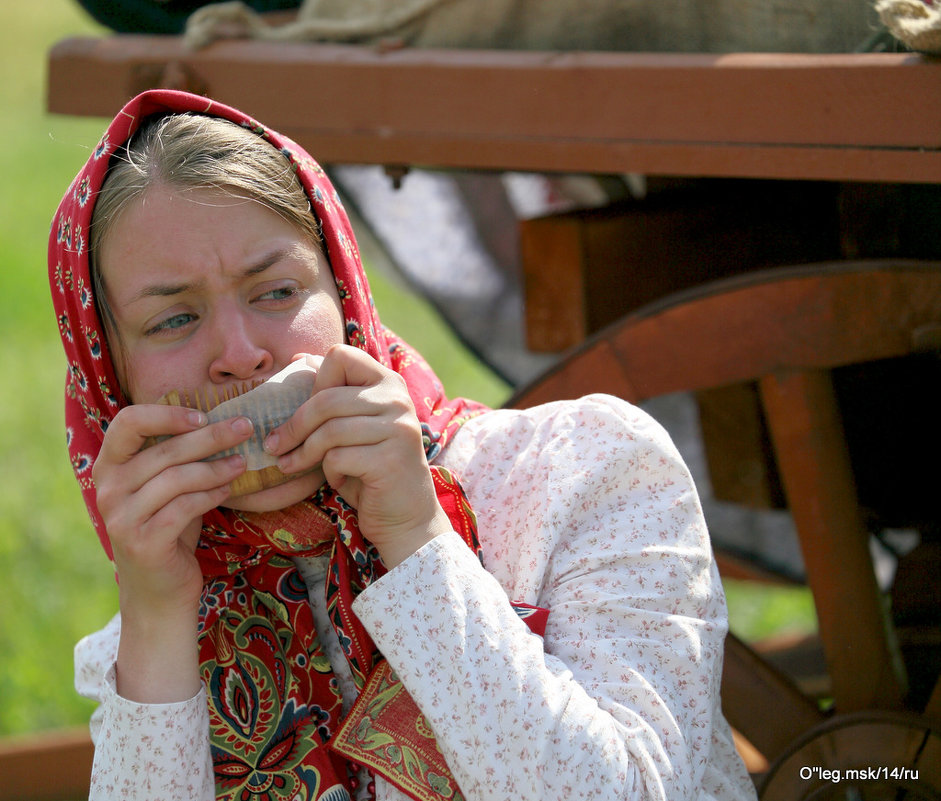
[49,90,548,801]
[50,88,483,554]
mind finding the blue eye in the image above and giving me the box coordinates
[257,287,297,301]
[148,313,196,335]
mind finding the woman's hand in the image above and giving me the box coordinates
[265,345,452,568]
[92,405,253,702]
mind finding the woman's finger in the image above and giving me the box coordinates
[103,454,246,541]
[275,408,404,475]
[139,454,246,522]
[146,414,254,472]
[98,403,209,464]
[140,481,237,544]
[313,344,386,391]
[97,413,254,498]
[267,347,409,458]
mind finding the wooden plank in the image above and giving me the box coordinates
[519,214,588,351]
[47,37,941,183]
[759,370,907,712]
[0,727,92,801]
[721,634,825,760]
[697,383,785,511]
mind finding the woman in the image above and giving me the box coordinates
[51,89,755,801]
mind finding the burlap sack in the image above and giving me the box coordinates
[876,0,941,52]
[185,0,878,53]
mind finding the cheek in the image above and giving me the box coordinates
[101,329,164,405]
[119,338,212,404]
[125,357,204,404]
[289,294,346,353]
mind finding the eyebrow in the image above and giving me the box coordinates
[129,250,287,302]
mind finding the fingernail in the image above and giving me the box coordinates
[188,410,207,427]
[231,416,253,436]
[263,431,279,453]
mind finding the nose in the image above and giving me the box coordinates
[207,306,274,385]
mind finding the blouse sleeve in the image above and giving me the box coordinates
[74,614,215,801]
[352,394,754,801]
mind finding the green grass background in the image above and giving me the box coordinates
[0,1,814,738]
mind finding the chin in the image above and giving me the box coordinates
[221,470,325,512]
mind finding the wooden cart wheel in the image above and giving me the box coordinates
[509,259,941,788]
[759,712,941,800]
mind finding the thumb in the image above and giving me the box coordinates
[312,344,383,392]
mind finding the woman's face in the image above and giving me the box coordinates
[98,184,346,510]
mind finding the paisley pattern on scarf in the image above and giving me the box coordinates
[196,506,345,801]
[49,90,546,801]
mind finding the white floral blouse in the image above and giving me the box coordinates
[75,394,757,801]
